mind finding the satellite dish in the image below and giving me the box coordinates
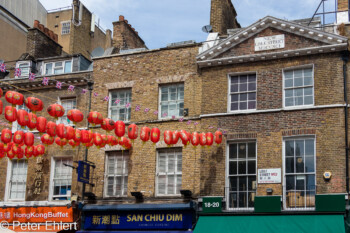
[202,25,213,33]
[91,47,105,58]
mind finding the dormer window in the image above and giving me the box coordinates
[44,60,72,75]
[15,61,31,78]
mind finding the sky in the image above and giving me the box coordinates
[39,0,334,50]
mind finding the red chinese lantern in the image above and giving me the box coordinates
[88,111,103,126]
[47,104,65,119]
[0,88,3,98]
[41,134,54,146]
[215,131,223,145]
[0,151,5,159]
[16,109,28,128]
[36,116,47,133]
[172,130,180,144]
[0,142,4,152]
[46,121,57,137]
[34,145,45,157]
[114,121,125,138]
[111,136,119,146]
[206,132,214,146]
[66,126,75,140]
[67,109,84,124]
[13,131,24,145]
[101,134,108,148]
[119,137,126,147]
[0,100,3,115]
[5,106,17,124]
[69,139,80,148]
[81,130,93,144]
[5,91,24,106]
[180,130,190,146]
[93,133,103,148]
[150,128,160,144]
[25,97,43,113]
[128,124,138,140]
[1,128,12,144]
[74,129,81,142]
[3,142,13,152]
[107,135,114,146]
[12,144,23,156]
[191,132,200,147]
[125,138,132,149]
[164,130,173,146]
[85,141,94,149]
[27,113,37,130]
[56,123,67,139]
[101,118,115,132]
[55,137,67,148]
[140,127,151,143]
[25,146,34,159]
[7,148,15,159]
[24,132,34,147]
[199,133,207,146]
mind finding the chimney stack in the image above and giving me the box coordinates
[210,0,240,35]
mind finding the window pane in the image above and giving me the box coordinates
[239,102,247,110]
[65,61,72,73]
[247,143,256,158]
[229,144,237,159]
[231,102,239,111]
[248,93,256,101]
[238,177,247,191]
[238,161,246,174]
[45,63,53,75]
[230,177,238,191]
[304,96,313,105]
[285,79,293,88]
[238,143,246,159]
[229,161,237,175]
[305,140,314,155]
[286,157,294,173]
[231,94,239,102]
[231,84,239,93]
[247,161,255,174]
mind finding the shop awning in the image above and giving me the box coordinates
[193,215,345,233]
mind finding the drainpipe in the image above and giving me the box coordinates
[342,51,349,195]
[81,80,94,201]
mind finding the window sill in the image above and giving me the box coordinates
[283,105,314,110]
[228,109,256,114]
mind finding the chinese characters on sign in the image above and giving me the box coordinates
[254,34,285,51]
[258,168,281,183]
[33,157,44,195]
[77,161,90,184]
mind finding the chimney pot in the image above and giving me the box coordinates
[119,15,125,21]
[49,30,55,40]
[34,20,40,28]
[44,27,49,35]
[132,27,135,31]
[125,20,128,24]
[54,33,58,42]
[38,24,44,31]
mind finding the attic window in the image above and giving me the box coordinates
[61,21,71,35]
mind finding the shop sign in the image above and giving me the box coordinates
[84,211,193,230]
[0,206,73,223]
[258,168,281,183]
[77,161,90,184]
[202,197,222,213]
[254,34,285,51]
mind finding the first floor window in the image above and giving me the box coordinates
[227,142,256,209]
[109,89,132,122]
[156,148,182,195]
[159,83,184,119]
[284,138,316,209]
[284,67,314,107]
[8,160,28,200]
[45,60,72,75]
[59,98,77,125]
[17,62,30,78]
[52,158,72,200]
[105,151,129,197]
[230,74,256,111]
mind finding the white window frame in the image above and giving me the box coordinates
[108,89,132,122]
[227,72,257,113]
[5,159,28,201]
[104,151,129,197]
[61,21,71,35]
[226,141,257,211]
[283,64,315,109]
[15,61,31,78]
[49,157,73,201]
[158,83,184,119]
[58,97,77,125]
[282,136,316,210]
[155,148,182,196]
[12,104,31,133]
[44,59,73,75]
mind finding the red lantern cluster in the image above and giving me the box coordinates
[25,97,43,113]
[5,91,24,106]
[67,109,84,124]
[47,104,65,119]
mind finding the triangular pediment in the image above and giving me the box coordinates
[197,16,348,68]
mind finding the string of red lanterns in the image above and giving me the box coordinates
[0,90,223,160]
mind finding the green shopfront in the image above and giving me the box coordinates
[193,195,347,233]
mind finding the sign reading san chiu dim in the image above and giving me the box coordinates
[84,212,193,230]
[254,34,285,51]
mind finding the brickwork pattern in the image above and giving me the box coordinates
[210,0,240,35]
[27,29,62,59]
